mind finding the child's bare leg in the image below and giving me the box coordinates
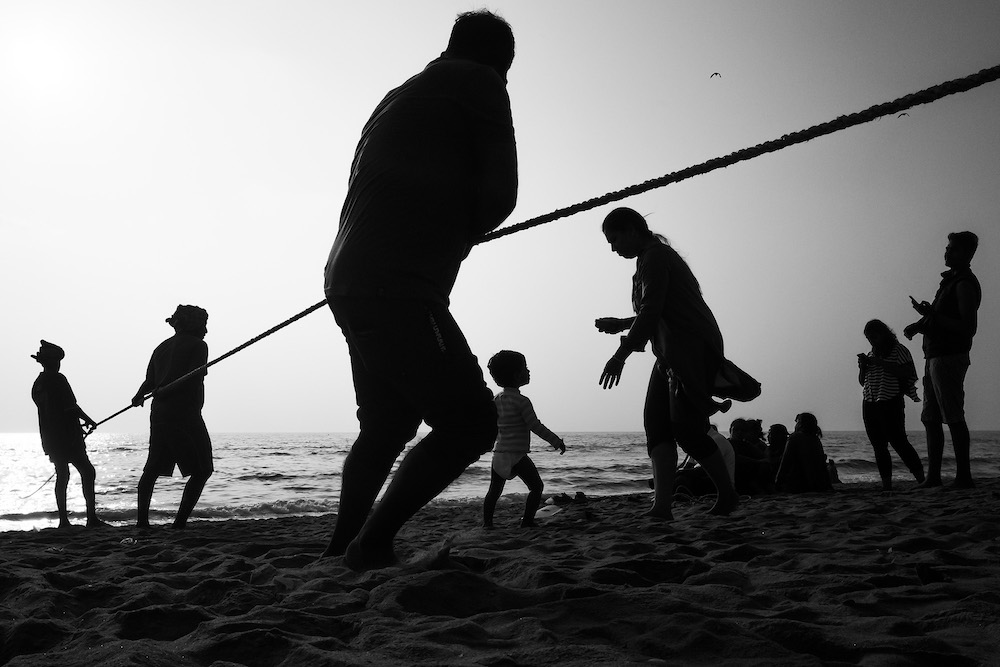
[513,457,543,527]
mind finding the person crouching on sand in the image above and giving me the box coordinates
[131,305,214,529]
[30,340,107,529]
[483,350,566,528]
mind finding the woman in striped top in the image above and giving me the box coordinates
[858,319,925,493]
[482,350,566,528]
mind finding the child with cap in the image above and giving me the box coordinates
[30,340,106,528]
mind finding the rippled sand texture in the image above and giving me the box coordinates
[3,480,999,666]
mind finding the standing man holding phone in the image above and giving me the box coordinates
[904,231,982,489]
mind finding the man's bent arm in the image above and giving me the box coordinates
[471,141,517,237]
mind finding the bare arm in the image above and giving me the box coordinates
[132,359,156,407]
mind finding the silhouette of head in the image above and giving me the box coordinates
[863,319,897,352]
[602,207,650,237]
[945,231,978,268]
[767,423,789,445]
[602,207,655,259]
[444,10,515,79]
[31,340,65,367]
[794,412,822,438]
[488,349,527,388]
[166,305,209,336]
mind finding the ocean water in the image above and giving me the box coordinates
[2,430,998,532]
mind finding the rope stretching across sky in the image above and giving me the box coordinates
[93,63,1000,428]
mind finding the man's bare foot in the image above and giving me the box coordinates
[57,520,72,529]
[344,538,398,571]
[709,493,739,516]
[949,478,976,490]
[319,543,346,560]
[87,518,112,528]
[914,478,942,489]
[644,506,674,520]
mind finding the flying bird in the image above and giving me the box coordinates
[898,112,909,117]
[710,72,721,78]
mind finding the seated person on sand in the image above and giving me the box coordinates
[729,418,775,495]
[30,340,107,529]
[766,423,788,473]
[775,412,833,493]
[483,350,566,528]
[674,424,736,498]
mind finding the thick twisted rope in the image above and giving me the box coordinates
[481,63,1000,243]
[90,63,1000,429]
[92,301,328,428]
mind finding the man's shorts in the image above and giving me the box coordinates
[146,416,214,477]
[46,442,90,467]
[921,353,970,425]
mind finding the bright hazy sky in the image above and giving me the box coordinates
[2,1,998,435]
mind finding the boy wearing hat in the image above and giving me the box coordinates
[131,305,213,529]
[30,340,105,528]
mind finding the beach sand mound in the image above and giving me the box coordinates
[2,480,999,666]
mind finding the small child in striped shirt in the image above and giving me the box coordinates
[483,350,566,528]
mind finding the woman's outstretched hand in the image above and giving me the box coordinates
[595,317,629,334]
[600,357,625,389]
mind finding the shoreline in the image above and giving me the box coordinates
[3,479,999,665]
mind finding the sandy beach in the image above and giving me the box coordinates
[2,480,999,666]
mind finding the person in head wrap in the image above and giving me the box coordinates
[131,305,213,529]
[30,340,106,528]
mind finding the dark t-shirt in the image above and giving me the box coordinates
[32,371,85,457]
[324,56,516,305]
[143,334,208,420]
[923,267,981,358]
